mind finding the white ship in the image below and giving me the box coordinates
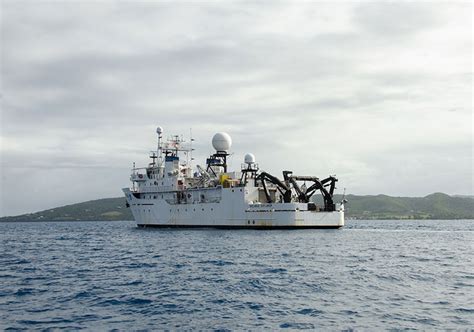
[123,127,345,229]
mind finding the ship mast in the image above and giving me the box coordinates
[156,126,163,166]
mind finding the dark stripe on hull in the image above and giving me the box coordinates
[137,224,342,229]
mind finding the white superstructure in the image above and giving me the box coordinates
[123,128,345,229]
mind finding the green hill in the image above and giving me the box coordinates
[0,198,133,222]
[1,193,473,222]
[330,192,474,219]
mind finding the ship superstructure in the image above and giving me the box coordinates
[123,127,344,228]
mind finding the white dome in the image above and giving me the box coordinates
[212,132,232,151]
[244,153,255,164]
[156,126,163,135]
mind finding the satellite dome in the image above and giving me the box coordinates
[244,153,255,164]
[156,126,163,135]
[212,132,232,152]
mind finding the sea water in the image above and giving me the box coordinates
[0,220,473,330]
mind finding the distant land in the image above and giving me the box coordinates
[1,193,473,222]
[327,193,473,220]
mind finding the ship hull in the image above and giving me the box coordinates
[136,224,342,229]
[124,187,344,229]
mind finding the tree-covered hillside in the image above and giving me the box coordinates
[1,193,472,222]
[332,193,474,219]
[1,198,132,222]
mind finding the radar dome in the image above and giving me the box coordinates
[212,132,232,151]
[244,153,255,164]
[156,126,163,135]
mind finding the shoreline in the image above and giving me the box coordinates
[1,219,474,223]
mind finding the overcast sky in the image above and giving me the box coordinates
[1,1,472,216]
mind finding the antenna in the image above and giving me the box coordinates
[341,187,348,204]
[132,162,136,191]
[189,128,194,170]
[229,152,234,171]
[156,126,163,164]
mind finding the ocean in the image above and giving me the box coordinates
[1,220,473,330]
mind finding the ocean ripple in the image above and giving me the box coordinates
[0,219,473,330]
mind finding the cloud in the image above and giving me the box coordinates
[0,1,472,216]
[353,2,437,37]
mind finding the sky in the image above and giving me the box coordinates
[0,1,472,216]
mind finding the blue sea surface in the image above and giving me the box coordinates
[0,220,473,330]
